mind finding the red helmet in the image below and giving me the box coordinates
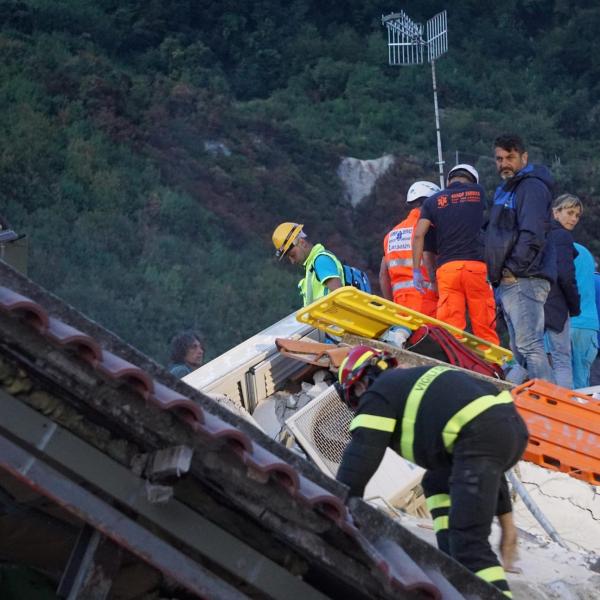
[337,345,397,407]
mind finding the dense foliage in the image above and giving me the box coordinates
[1,0,598,363]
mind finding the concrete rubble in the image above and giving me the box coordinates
[251,372,331,442]
[394,509,600,600]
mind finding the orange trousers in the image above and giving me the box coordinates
[436,260,500,345]
[394,288,438,318]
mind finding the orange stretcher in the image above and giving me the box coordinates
[512,379,600,486]
[296,287,513,366]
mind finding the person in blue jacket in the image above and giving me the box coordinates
[485,134,556,382]
[590,264,600,386]
[569,235,599,388]
[543,195,580,388]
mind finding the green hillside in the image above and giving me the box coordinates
[1,0,599,363]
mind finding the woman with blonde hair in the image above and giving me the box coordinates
[543,193,581,388]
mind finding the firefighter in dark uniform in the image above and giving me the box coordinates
[335,345,528,598]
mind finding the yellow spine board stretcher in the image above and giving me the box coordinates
[296,287,513,366]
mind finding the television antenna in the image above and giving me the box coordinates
[382,10,448,187]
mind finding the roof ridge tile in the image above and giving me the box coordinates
[0,285,50,332]
[46,316,102,364]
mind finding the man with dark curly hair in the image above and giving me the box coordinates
[168,330,205,378]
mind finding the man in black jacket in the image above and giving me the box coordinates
[336,345,528,598]
[485,134,556,382]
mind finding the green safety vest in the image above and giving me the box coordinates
[299,243,344,306]
[350,366,514,464]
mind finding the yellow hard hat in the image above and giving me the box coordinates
[272,222,304,259]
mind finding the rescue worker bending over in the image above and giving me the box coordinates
[412,164,500,345]
[379,181,440,317]
[336,345,528,597]
[272,222,342,306]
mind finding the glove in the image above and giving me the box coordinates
[413,270,425,294]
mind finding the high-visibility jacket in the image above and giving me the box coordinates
[383,208,436,306]
[299,243,344,306]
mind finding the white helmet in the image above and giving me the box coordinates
[406,181,441,203]
[447,163,479,184]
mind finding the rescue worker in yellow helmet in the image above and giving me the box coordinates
[272,222,343,306]
[336,345,528,597]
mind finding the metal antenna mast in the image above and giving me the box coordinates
[382,10,448,187]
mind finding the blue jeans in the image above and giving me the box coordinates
[544,320,572,389]
[590,355,600,386]
[496,277,552,381]
[571,327,599,389]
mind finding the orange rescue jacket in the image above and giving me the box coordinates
[383,208,436,302]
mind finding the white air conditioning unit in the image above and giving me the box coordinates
[285,385,426,511]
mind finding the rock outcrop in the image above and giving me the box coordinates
[337,155,395,207]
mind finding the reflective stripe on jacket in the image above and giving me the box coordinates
[299,243,344,306]
[349,366,514,468]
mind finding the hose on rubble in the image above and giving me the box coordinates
[507,468,569,549]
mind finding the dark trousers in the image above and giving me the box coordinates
[422,404,528,594]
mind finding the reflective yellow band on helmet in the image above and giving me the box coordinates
[475,565,508,585]
[432,515,448,533]
[338,356,349,380]
[426,493,451,511]
[352,350,376,371]
[442,391,514,452]
[401,366,452,462]
[350,414,396,433]
[339,349,375,390]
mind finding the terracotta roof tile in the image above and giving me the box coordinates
[197,410,252,451]
[150,380,203,422]
[236,442,301,492]
[96,350,155,399]
[373,539,441,597]
[46,316,102,364]
[0,286,49,331]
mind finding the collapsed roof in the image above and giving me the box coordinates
[0,260,507,599]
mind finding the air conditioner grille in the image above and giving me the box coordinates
[286,385,426,514]
[286,385,353,476]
